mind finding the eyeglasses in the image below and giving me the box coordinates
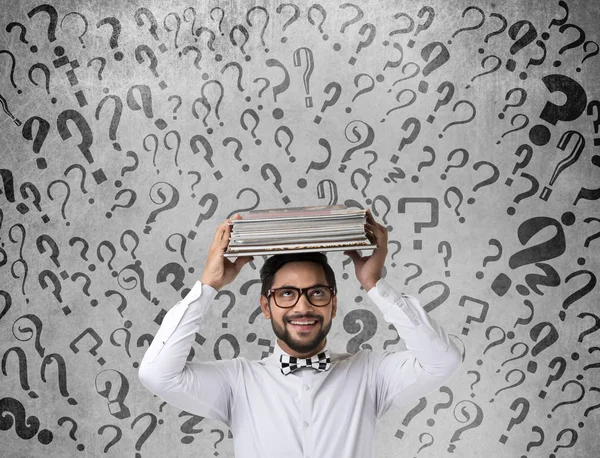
[267,284,336,308]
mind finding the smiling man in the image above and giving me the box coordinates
[259,257,337,359]
[138,210,462,458]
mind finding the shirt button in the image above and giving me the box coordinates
[383,292,389,298]
[303,421,309,427]
[303,384,309,391]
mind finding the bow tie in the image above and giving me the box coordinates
[279,349,331,375]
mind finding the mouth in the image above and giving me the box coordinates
[288,318,319,331]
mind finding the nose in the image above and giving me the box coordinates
[293,292,315,312]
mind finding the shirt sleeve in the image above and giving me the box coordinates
[366,278,462,419]
[138,281,238,426]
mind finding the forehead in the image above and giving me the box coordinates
[272,261,327,286]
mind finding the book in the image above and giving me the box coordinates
[223,204,378,257]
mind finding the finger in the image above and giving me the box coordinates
[344,250,362,261]
[217,218,233,243]
[226,214,242,231]
[365,222,378,236]
[220,221,232,245]
[214,221,228,243]
[234,255,254,270]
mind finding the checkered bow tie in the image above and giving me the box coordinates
[279,349,331,375]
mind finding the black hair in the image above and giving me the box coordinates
[259,251,337,298]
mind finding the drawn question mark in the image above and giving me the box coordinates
[344,309,378,352]
[411,145,436,183]
[168,95,182,119]
[28,63,55,104]
[60,12,88,48]
[496,113,530,145]
[438,241,452,277]
[447,401,483,453]
[528,74,587,146]
[548,380,585,419]
[505,20,538,80]
[346,73,375,113]
[497,397,529,445]
[467,161,499,204]
[313,81,341,124]
[293,47,314,107]
[505,144,533,187]
[491,214,569,297]
[443,186,465,223]
[447,6,485,45]
[498,87,527,119]
[465,55,502,90]
[476,239,502,279]
[96,17,123,61]
[440,148,468,180]
[507,172,538,215]
[22,116,50,169]
[439,100,476,138]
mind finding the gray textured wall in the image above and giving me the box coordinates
[1,0,599,456]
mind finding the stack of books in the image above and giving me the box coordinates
[223,204,378,257]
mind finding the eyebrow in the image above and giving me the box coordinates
[274,283,329,288]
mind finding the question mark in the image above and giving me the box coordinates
[447,6,485,45]
[440,148,468,180]
[528,74,587,146]
[505,144,533,187]
[465,55,502,89]
[293,47,314,107]
[168,95,182,119]
[314,81,342,124]
[439,100,476,138]
[438,241,452,277]
[96,17,123,61]
[476,239,502,279]
[95,94,123,151]
[498,87,527,120]
[491,214,569,297]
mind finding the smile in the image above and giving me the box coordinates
[288,320,318,330]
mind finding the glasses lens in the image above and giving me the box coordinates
[308,286,332,305]
[274,286,332,307]
[274,288,297,307]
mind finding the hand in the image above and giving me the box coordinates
[343,208,388,290]
[200,214,254,291]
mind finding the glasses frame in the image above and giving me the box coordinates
[267,284,337,308]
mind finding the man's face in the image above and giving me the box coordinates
[260,261,337,358]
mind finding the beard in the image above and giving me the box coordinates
[269,306,333,355]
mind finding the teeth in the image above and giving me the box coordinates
[290,321,316,325]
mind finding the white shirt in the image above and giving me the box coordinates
[138,277,462,458]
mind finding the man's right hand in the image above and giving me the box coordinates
[200,214,254,291]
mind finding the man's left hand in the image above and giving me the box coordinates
[343,208,388,290]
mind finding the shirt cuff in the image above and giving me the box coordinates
[367,278,423,326]
[181,280,219,305]
[367,278,398,314]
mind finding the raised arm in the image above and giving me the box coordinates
[138,214,254,424]
[366,279,462,418]
[344,209,461,418]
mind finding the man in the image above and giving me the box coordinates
[138,209,462,457]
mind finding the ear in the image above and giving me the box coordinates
[260,295,271,319]
[332,295,337,319]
